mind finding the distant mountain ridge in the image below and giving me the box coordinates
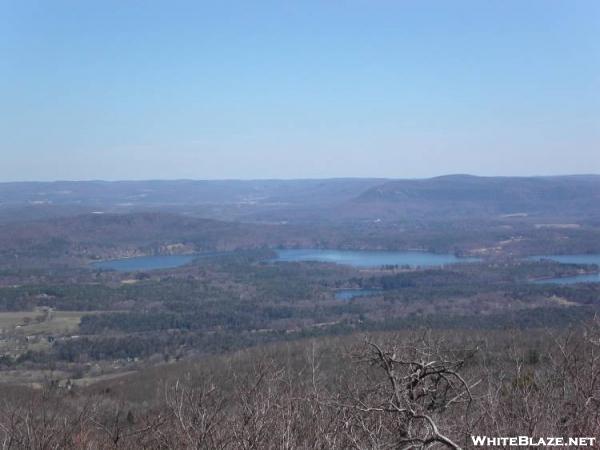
[357,174,600,202]
[0,178,385,207]
[361,175,600,201]
[1,175,599,223]
[351,174,600,218]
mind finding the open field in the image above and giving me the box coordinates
[0,310,96,335]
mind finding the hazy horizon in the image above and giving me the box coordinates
[3,172,600,184]
[2,1,599,181]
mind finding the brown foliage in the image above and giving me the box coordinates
[1,321,600,449]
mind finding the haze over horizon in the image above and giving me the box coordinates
[4,173,600,184]
[2,1,599,181]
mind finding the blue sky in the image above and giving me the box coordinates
[1,0,599,181]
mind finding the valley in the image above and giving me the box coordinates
[1,176,600,447]
[1,176,600,387]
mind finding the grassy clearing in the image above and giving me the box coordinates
[0,369,71,387]
[0,310,96,335]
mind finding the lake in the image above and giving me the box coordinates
[335,289,383,300]
[90,254,197,272]
[273,249,477,268]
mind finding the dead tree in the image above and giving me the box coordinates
[337,335,479,449]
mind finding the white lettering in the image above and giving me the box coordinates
[471,435,596,446]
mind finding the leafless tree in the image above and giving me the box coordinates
[329,334,479,449]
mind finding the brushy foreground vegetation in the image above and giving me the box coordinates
[1,177,600,448]
[1,320,599,449]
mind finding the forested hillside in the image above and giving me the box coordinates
[1,176,600,448]
[2,175,600,223]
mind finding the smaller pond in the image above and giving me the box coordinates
[335,289,383,301]
[90,254,198,272]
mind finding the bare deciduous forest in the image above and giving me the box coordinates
[2,320,600,448]
[0,178,599,448]
[3,0,600,447]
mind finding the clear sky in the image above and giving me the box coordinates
[1,0,599,181]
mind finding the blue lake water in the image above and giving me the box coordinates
[335,289,383,300]
[91,255,197,272]
[273,249,476,268]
